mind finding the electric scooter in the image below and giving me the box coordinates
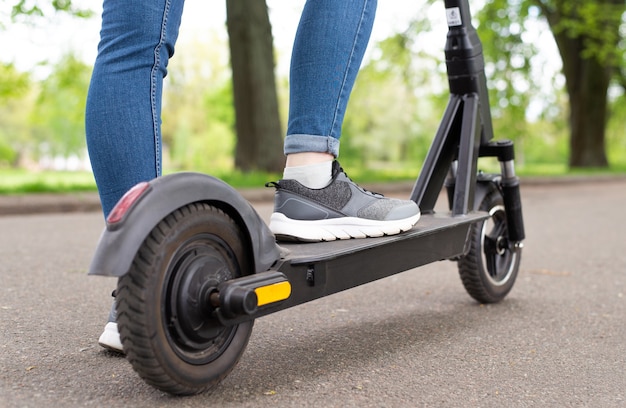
[89,0,525,396]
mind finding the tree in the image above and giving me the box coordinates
[478,0,625,168]
[225,0,284,172]
[537,0,624,168]
[477,2,554,166]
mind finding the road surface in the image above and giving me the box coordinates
[1,180,624,407]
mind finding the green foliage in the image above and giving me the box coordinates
[29,53,91,159]
[343,38,424,164]
[1,1,624,181]
[544,0,624,65]
[350,0,626,170]
[162,34,237,173]
[477,0,540,118]
[0,62,30,100]
[8,0,92,21]
[0,138,17,165]
[1,2,94,168]
[607,89,626,165]
[0,54,91,168]
[475,0,572,169]
[0,65,35,167]
[341,20,447,167]
[475,0,626,168]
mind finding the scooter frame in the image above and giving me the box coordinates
[89,0,525,395]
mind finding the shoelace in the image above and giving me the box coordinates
[264,163,384,198]
[337,164,384,198]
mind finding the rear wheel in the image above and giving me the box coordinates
[458,184,521,303]
[116,202,253,395]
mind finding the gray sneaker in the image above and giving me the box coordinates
[267,161,420,242]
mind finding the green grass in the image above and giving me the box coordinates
[0,170,98,194]
[1,162,625,195]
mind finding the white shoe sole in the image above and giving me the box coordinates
[98,322,124,353]
[269,212,421,242]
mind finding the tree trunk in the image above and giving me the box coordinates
[553,32,611,168]
[226,0,284,172]
[564,50,610,168]
[540,3,617,168]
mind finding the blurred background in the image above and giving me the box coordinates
[0,0,624,194]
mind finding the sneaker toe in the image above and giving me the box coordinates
[383,200,420,221]
[98,322,124,353]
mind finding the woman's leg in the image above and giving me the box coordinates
[269,0,420,242]
[284,0,377,158]
[86,0,185,352]
[85,0,185,218]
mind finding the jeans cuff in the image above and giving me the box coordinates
[283,134,340,157]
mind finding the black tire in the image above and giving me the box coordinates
[116,202,254,395]
[458,184,521,303]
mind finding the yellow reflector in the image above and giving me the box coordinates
[254,281,291,307]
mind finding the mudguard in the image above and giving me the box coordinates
[473,174,499,208]
[88,172,280,278]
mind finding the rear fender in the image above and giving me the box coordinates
[88,172,280,277]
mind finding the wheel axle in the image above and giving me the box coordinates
[213,271,291,322]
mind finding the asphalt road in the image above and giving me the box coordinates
[1,180,624,407]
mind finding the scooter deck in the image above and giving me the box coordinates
[244,212,489,319]
[281,212,485,265]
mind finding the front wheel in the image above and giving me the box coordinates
[116,202,254,395]
[458,183,522,303]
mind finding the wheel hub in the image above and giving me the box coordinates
[164,235,239,365]
[481,205,518,286]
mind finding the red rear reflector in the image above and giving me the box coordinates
[106,182,150,225]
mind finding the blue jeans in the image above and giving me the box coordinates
[86,0,377,217]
